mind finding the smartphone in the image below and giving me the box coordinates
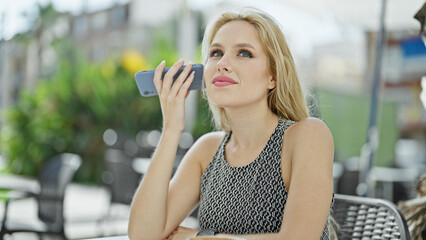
[135,64,204,97]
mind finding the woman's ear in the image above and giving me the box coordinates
[268,76,276,90]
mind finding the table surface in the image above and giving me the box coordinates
[83,236,129,240]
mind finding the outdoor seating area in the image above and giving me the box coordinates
[0,150,198,240]
[85,194,416,240]
[0,177,130,239]
[0,153,82,239]
[332,194,411,239]
[1,151,424,239]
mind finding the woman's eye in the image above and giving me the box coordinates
[210,50,223,57]
[238,50,253,58]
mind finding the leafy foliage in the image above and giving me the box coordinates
[1,46,164,182]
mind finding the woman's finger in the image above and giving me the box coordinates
[153,60,165,95]
[162,59,184,93]
[170,62,192,97]
[178,71,195,99]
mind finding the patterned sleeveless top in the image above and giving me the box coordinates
[198,117,333,239]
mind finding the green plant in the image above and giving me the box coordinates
[1,47,162,182]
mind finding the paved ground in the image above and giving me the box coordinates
[0,175,198,240]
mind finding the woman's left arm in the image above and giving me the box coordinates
[275,117,334,239]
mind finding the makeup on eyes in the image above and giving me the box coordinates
[237,49,253,58]
[209,48,255,58]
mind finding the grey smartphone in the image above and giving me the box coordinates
[135,64,204,97]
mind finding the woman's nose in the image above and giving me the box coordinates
[217,55,232,72]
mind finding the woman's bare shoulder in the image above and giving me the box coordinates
[286,117,332,140]
[284,117,334,167]
[190,131,225,159]
[194,131,226,149]
[187,131,226,166]
[198,131,226,142]
[283,117,333,161]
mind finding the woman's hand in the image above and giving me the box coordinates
[166,226,197,240]
[153,60,194,133]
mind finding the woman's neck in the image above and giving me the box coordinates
[225,105,279,149]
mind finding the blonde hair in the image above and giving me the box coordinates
[201,8,309,131]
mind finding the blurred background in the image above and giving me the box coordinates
[0,0,425,239]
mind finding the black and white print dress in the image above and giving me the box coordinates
[198,117,333,239]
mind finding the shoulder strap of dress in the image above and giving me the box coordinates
[277,117,296,132]
[211,131,231,159]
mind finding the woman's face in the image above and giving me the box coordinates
[204,20,275,109]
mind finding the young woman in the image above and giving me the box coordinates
[128,8,335,240]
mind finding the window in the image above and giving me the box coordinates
[92,12,108,32]
[111,6,127,26]
[73,16,88,37]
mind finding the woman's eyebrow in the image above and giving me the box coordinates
[235,43,256,50]
[210,42,222,48]
[210,42,256,50]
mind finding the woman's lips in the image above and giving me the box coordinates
[212,76,238,87]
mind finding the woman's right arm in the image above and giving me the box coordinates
[127,131,181,239]
[128,60,195,240]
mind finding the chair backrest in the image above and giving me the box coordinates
[103,149,141,205]
[332,194,411,240]
[37,153,82,226]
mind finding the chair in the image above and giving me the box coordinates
[97,149,141,236]
[0,153,82,239]
[102,148,142,206]
[332,194,411,240]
